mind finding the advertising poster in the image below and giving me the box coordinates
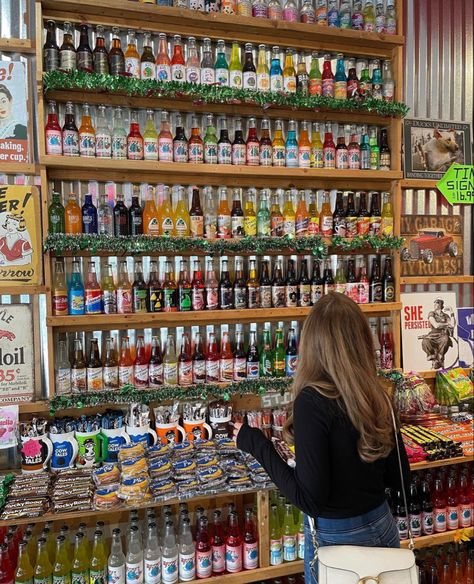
[0,405,18,448]
[0,304,34,402]
[401,292,459,372]
[0,185,41,286]
[0,61,28,163]
[457,307,474,368]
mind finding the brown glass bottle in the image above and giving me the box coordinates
[357,191,370,236]
[333,191,346,237]
[109,27,125,75]
[382,257,395,302]
[259,259,272,308]
[189,188,204,237]
[59,22,76,72]
[76,24,93,72]
[147,260,163,313]
[93,25,109,74]
[87,338,103,391]
[369,257,382,303]
[43,20,59,72]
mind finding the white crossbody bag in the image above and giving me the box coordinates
[307,409,419,584]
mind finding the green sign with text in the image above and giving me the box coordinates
[436,164,474,204]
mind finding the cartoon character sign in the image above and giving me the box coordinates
[0,62,28,163]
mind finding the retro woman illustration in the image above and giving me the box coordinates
[0,214,33,265]
[0,84,27,140]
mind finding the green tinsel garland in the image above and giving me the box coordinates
[49,377,292,414]
[44,233,404,258]
[43,71,410,118]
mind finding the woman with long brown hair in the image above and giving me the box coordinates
[234,292,410,583]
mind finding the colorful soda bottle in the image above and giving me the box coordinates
[45,100,62,155]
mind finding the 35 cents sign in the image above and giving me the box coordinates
[0,304,34,402]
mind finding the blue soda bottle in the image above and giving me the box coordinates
[285,120,298,168]
[269,46,283,93]
[82,193,98,234]
[68,259,85,315]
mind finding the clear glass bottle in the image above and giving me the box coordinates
[112,107,128,160]
[95,104,112,158]
[300,0,315,23]
[200,38,215,85]
[185,36,201,84]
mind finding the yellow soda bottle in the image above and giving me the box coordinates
[15,540,34,584]
[71,533,89,584]
[89,531,107,584]
[243,188,257,236]
[310,122,324,168]
[143,186,160,236]
[380,192,393,236]
[173,186,191,237]
[269,504,283,566]
[53,535,71,584]
[143,110,158,161]
[34,538,53,584]
[272,119,286,167]
[282,503,297,562]
[282,49,296,93]
[229,42,243,89]
[283,190,296,238]
[308,191,320,235]
[41,528,55,565]
[295,190,309,237]
[159,185,175,236]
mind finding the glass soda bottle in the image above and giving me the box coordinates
[68,259,85,315]
[229,42,243,89]
[295,190,309,235]
[257,189,271,236]
[282,504,297,562]
[48,190,65,234]
[268,0,282,19]
[134,336,149,388]
[215,40,229,87]
[217,117,232,165]
[200,38,215,85]
[118,337,133,386]
[363,0,375,31]
[270,192,284,236]
[79,103,96,158]
[243,43,257,88]
[71,533,88,584]
[285,121,298,167]
[163,261,178,312]
[55,339,71,395]
[243,509,258,570]
[93,25,109,75]
[203,114,218,164]
[108,529,125,584]
[231,189,244,237]
[385,0,397,35]
[269,505,283,565]
[155,33,171,82]
[34,538,52,584]
[217,187,231,239]
[112,107,128,160]
[124,30,140,77]
[143,186,159,236]
[269,46,283,92]
[76,24,93,72]
[219,331,234,381]
[149,336,164,387]
[95,104,112,158]
[132,260,147,312]
[125,527,143,584]
[282,49,296,93]
[45,100,62,155]
[116,260,132,313]
[109,27,125,75]
[84,261,102,314]
[71,338,87,392]
[178,260,192,312]
[225,513,242,573]
[161,522,178,584]
[143,110,158,161]
[103,338,119,390]
[334,53,347,100]
[205,332,219,382]
[177,519,194,582]
[174,187,191,237]
[203,186,217,239]
[188,116,204,163]
[308,52,322,96]
[185,36,200,84]
[147,261,162,313]
[62,101,79,157]
[195,517,212,579]
[59,21,76,72]
[127,111,144,160]
[87,338,103,391]
[140,32,156,80]
[205,261,219,310]
[298,121,311,168]
[311,122,324,168]
[16,539,34,584]
[90,531,107,584]
[283,190,296,237]
[256,44,270,92]
[159,186,175,235]
[173,113,188,163]
[192,333,206,384]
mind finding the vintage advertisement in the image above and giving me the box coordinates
[457,307,474,369]
[0,61,28,163]
[0,405,18,448]
[401,292,459,372]
[0,185,41,286]
[403,119,472,180]
[400,214,463,277]
[0,304,34,402]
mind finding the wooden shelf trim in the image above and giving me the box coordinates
[401,275,473,285]
[41,156,402,187]
[410,455,474,472]
[0,285,47,296]
[0,38,35,54]
[400,179,439,190]
[0,163,38,175]
[41,0,403,57]
[46,303,402,331]
[401,528,474,550]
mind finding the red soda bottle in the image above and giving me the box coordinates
[118,336,133,386]
[205,333,219,383]
[127,111,144,160]
[321,54,334,97]
[433,478,447,533]
[178,333,192,387]
[225,512,242,573]
[211,510,226,575]
[243,509,258,570]
[219,331,234,382]
[45,100,63,155]
[459,473,472,528]
[195,516,212,579]
[134,335,149,388]
[446,475,459,530]
[0,543,13,584]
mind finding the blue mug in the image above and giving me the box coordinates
[50,431,79,470]
[126,425,158,449]
[101,427,131,463]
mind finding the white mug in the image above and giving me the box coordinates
[126,425,158,448]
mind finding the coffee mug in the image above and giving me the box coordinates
[126,425,158,448]
[20,435,53,473]
[101,427,131,462]
[209,415,232,440]
[50,431,79,470]
[182,419,213,442]
[75,430,105,468]
[155,422,185,445]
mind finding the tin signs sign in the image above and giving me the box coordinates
[0,304,34,402]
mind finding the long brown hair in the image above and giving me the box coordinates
[283,292,394,463]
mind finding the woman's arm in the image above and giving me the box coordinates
[383,431,411,494]
[236,388,330,517]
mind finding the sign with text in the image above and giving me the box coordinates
[436,164,474,204]
[457,307,474,369]
[401,214,463,276]
[401,292,459,372]
[0,304,34,402]
[0,185,41,286]
[0,61,28,163]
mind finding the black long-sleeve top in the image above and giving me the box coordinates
[237,387,411,519]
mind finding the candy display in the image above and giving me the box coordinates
[401,425,464,464]
[435,368,474,407]
[394,372,438,421]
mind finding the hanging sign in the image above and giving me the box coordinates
[0,61,28,163]
[0,185,41,286]
[436,164,474,205]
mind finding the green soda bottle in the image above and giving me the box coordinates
[259,328,274,377]
[48,190,65,234]
[15,541,34,584]
[297,509,305,559]
[71,533,89,584]
[369,128,380,170]
[229,41,243,89]
[89,531,107,584]
[257,189,271,236]
[273,328,286,378]
[282,503,297,562]
[53,536,71,584]
[34,538,53,584]
[203,113,218,164]
[269,504,283,566]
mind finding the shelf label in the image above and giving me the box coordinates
[437,164,474,204]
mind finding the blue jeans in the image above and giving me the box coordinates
[304,502,400,584]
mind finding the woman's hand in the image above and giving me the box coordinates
[231,422,243,441]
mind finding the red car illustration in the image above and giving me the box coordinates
[401,229,458,264]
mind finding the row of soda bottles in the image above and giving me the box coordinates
[139,0,397,31]
[3,500,283,584]
[45,102,391,170]
[389,464,474,542]
[54,252,395,315]
[416,541,474,584]
[44,20,396,92]
[56,317,393,393]
[48,186,393,239]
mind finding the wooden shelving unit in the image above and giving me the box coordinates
[400,275,473,285]
[410,455,474,472]
[401,528,474,550]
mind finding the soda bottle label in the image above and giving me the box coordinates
[158,137,173,161]
[360,149,370,169]
[357,216,370,236]
[179,288,192,311]
[298,146,311,168]
[319,215,332,236]
[141,61,155,80]
[46,129,63,155]
[409,513,422,538]
[272,285,286,308]
[370,150,380,170]
[380,152,391,170]
[283,535,296,562]
[369,216,381,236]
[218,143,232,165]
[117,289,132,313]
[234,286,247,309]
[233,357,247,380]
[212,544,225,573]
[244,215,257,236]
[434,507,447,532]
[96,133,112,158]
[285,144,298,167]
[260,144,273,166]
[246,361,259,379]
[79,132,96,157]
[272,145,286,166]
[144,137,158,160]
[334,81,347,100]
[62,129,79,156]
[309,78,322,96]
[201,67,215,84]
[260,285,272,308]
[257,72,270,92]
[134,364,149,386]
[156,64,171,81]
[297,531,305,559]
[322,78,334,97]
[348,146,360,169]
[149,363,164,387]
[283,75,296,93]
[102,290,117,314]
[215,68,229,86]
[282,6,297,20]
[246,143,260,166]
[447,506,459,530]
[173,140,188,162]
[243,541,258,570]
[268,3,282,18]
[220,287,234,309]
[299,284,311,306]
[270,216,284,237]
[163,288,177,309]
[161,217,174,235]
[205,287,219,310]
[422,511,434,535]
[188,142,203,163]
[295,216,309,236]
[125,57,140,78]
[347,79,358,98]
[53,293,68,315]
[270,74,283,92]
[206,359,219,382]
[127,136,144,160]
[460,504,471,528]
[186,66,200,84]
[204,143,217,164]
[171,64,185,82]
[178,360,193,385]
[345,216,358,239]
[270,538,282,565]
[84,289,101,314]
[90,569,106,584]
[56,367,71,394]
[395,516,408,540]
[352,12,363,28]
[192,287,205,310]
[232,143,246,165]
[282,218,294,237]
[333,216,347,237]
[220,358,234,381]
[163,362,178,385]
[178,551,195,582]
[243,71,257,90]
[229,70,243,89]
[71,368,87,391]
[112,136,127,159]
[87,367,103,391]
[53,575,70,584]
[161,555,178,584]
[217,215,231,238]
[323,146,335,168]
[286,285,298,307]
[103,366,119,389]
[119,365,133,386]
[134,290,148,312]
[335,149,349,169]
[231,216,244,238]
[71,572,88,584]
[247,285,259,308]
[285,355,298,376]
[225,544,242,573]
[60,49,76,71]
[196,550,212,578]
[144,559,161,584]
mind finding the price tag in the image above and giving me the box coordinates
[436,164,474,204]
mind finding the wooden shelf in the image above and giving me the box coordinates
[45,87,394,126]
[46,303,402,331]
[0,163,38,175]
[400,179,439,190]
[0,285,47,296]
[401,275,473,285]
[0,38,35,54]
[401,528,474,550]
[16,400,50,414]
[41,0,403,57]
[41,156,402,188]
[410,455,474,472]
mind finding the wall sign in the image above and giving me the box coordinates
[436,164,474,204]
[0,185,41,286]
[0,304,34,402]
[457,308,474,369]
[400,214,463,277]
[0,61,28,163]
